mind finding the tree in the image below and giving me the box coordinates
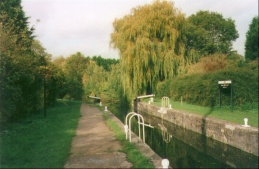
[83,61,108,101]
[0,0,48,121]
[0,0,34,49]
[0,0,60,121]
[110,0,188,99]
[43,63,66,106]
[52,56,66,69]
[245,16,258,60]
[186,53,242,74]
[186,11,239,55]
[63,52,90,100]
[91,55,119,71]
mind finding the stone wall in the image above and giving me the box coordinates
[137,102,258,156]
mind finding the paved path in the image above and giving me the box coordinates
[64,104,132,168]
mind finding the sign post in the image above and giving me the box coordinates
[218,80,233,111]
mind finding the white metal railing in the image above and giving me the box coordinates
[88,96,100,99]
[88,96,102,106]
[136,94,155,99]
[161,96,170,108]
[124,112,153,143]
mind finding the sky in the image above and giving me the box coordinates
[21,0,258,59]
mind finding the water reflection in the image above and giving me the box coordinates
[108,104,259,168]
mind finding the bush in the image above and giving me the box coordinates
[156,67,258,110]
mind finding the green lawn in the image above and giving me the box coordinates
[0,99,81,168]
[142,98,258,128]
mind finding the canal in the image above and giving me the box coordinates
[107,103,258,168]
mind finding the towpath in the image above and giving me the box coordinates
[64,103,163,168]
[64,104,132,168]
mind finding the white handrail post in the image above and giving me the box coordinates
[129,114,136,142]
[137,114,145,143]
[124,125,128,140]
[162,96,170,108]
[125,112,136,140]
[140,115,145,143]
[125,112,151,144]
[138,115,141,141]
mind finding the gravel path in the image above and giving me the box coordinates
[64,104,132,168]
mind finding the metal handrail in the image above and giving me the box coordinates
[124,112,153,143]
[136,94,155,99]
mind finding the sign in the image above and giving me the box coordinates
[218,80,233,111]
[218,80,232,93]
[218,80,231,89]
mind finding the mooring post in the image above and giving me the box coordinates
[242,118,250,127]
[161,159,170,169]
[150,97,154,102]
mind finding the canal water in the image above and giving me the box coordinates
[107,104,258,168]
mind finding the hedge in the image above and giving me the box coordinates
[156,68,258,110]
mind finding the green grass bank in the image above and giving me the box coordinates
[142,98,258,128]
[0,100,81,168]
[101,108,155,168]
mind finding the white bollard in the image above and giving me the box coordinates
[169,104,172,109]
[242,118,250,127]
[161,159,170,169]
[104,106,108,111]
[99,102,102,106]
[150,97,154,102]
[148,101,151,104]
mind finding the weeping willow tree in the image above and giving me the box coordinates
[110,0,197,99]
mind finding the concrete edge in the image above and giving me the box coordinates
[104,110,168,169]
[138,102,259,156]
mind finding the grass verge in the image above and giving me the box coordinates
[143,98,258,127]
[0,99,81,168]
[102,109,155,168]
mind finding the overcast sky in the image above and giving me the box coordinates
[21,0,258,59]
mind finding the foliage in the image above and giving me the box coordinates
[186,53,243,74]
[156,65,258,110]
[0,99,81,168]
[43,63,66,106]
[52,54,120,103]
[110,0,197,99]
[82,56,123,103]
[52,56,66,69]
[0,0,64,122]
[245,16,259,60]
[0,0,43,121]
[103,63,124,103]
[82,61,108,101]
[62,52,90,100]
[186,10,239,55]
[0,0,34,48]
[91,55,119,71]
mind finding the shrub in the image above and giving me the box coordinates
[156,67,258,110]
